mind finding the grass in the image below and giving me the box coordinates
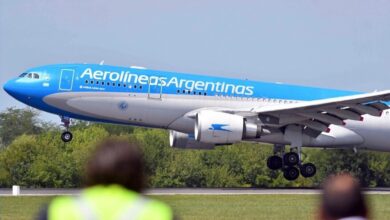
[1,194,389,220]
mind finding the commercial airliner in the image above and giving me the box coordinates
[3,64,390,181]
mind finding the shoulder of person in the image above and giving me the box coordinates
[140,197,174,220]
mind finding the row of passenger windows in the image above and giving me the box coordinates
[177,89,207,96]
[83,80,297,103]
[85,80,143,89]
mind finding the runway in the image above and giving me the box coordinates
[1,188,390,196]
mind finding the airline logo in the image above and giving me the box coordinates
[209,124,232,132]
[80,68,254,95]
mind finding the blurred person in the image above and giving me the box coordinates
[37,138,174,220]
[319,172,368,220]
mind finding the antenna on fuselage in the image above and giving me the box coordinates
[99,60,105,65]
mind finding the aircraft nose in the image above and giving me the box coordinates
[3,79,17,96]
[3,80,12,94]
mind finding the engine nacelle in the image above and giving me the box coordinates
[194,110,262,144]
[169,130,215,149]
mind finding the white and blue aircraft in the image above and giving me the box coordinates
[4,64,390,181]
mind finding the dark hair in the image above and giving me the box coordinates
[320,173,368,220]
[85,138,145,192]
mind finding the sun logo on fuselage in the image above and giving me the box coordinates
[118,101,128,111]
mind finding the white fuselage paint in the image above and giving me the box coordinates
[44,92,390,152]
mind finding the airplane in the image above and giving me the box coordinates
[3,63,390,181]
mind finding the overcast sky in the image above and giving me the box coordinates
[1,0,390,122]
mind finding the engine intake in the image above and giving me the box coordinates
[195,110,262,144]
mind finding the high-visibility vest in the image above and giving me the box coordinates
[48,185,173,220]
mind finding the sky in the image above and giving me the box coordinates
[1,0,390,123]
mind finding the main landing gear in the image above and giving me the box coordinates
[266,125,317,181]
[60,116,73,143]
[267,144,316,181]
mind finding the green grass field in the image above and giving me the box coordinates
[1,194,389,220]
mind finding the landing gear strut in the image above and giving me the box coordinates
[60,116,73,143]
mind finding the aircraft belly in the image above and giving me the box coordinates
[43,92,185,127]
[344,114,390,151]
[44,92,263,129]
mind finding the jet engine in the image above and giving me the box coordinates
[194,110,262,144]
[169,130,215,149]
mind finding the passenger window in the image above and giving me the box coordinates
[33,73,39,79]
[27,73,32,78]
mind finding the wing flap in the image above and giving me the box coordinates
[254,90,390,115]
[253,90,390,136]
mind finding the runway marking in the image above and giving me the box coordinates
[1,189,389,196]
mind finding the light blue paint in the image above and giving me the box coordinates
[3,63,368,124]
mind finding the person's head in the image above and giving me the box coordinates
[319,172,368,220]
[85,138,145,192]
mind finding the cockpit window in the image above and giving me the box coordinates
[20,72,40,79]
[19,73,28,77]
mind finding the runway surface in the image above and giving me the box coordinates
[1,188,390,196]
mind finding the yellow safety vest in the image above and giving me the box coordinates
[48,185,173,220]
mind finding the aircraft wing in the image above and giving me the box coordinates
[250,90,390,136]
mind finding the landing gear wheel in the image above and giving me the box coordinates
[61,131,73,143]
[267,155,283,170]
[283,152,299,166]
[283,166,300,181]
[300,163,316,178]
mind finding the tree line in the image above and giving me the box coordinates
[0,107,390,188]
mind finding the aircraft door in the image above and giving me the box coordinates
[59,69,75,91]
[147,76,163,99]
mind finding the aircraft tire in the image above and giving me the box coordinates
[61,131,73,143]
[300,163,316,178]
[283,166,300,181]
[267,155,283,170]
[283,152,299,167]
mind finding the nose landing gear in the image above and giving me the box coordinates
[60,116,73,143]
[61,131,73,142]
